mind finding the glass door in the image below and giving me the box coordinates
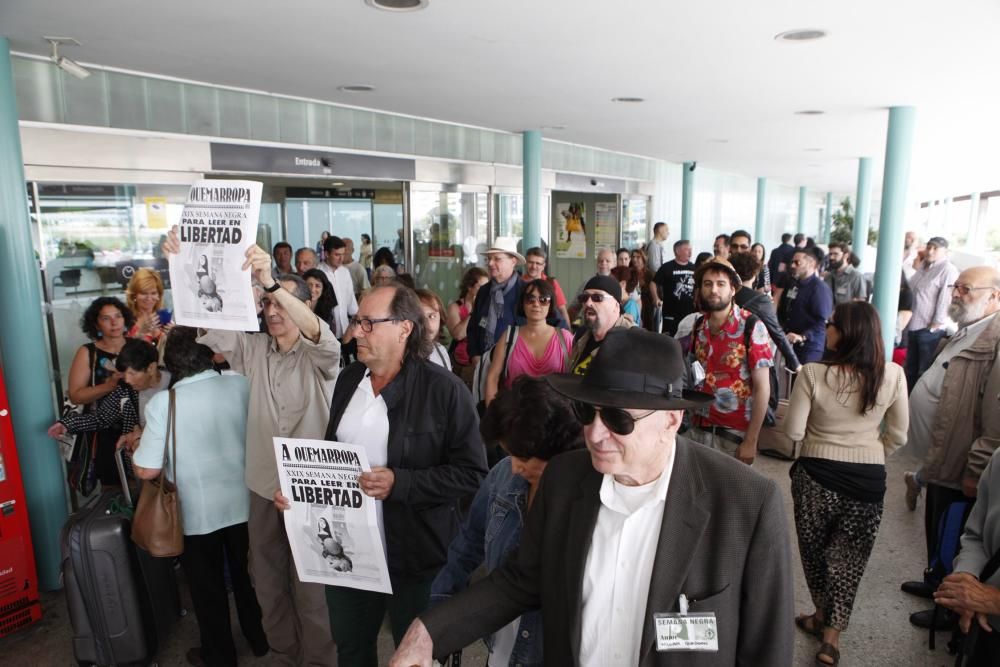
[620,196,650,250]
[409,185,489,297]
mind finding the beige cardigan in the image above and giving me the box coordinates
[783,362,909,464]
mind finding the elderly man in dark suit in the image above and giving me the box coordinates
[389,328,794,666]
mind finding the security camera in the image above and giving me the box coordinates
[590,179,598,186]
[689,162,697,172]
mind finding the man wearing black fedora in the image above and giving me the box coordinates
[389,327,794,667]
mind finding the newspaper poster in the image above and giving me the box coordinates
[168,179,261,331]
[555,201,587,259]
[274,437,393,594]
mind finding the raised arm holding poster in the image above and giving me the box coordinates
[169,179,261,331]
[274,437,393,595]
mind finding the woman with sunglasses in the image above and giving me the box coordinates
[484,279,573,406]
[431,375,583,667]
[784,301,909,667]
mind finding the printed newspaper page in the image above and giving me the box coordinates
[274,437,393,594]
[169,179,261,331]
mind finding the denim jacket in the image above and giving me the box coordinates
[430,459,543,667]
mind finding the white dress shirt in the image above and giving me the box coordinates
[579,452,675,667]
[320,262,360,338]
[334,373,390,549]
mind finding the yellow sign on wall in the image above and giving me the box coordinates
[144,196,168,229]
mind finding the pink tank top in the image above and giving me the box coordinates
[454,301,472,365]
[504,328,574,388]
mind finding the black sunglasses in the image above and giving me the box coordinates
[572,401,657,436]
[577,292,609,305]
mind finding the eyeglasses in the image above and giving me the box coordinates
[577,292,609,305]
[524,295,552,305]
[948,284,994,297]
[348,316,401,333]
[572,401,657,436]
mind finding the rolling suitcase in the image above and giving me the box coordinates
[61,449,182,666]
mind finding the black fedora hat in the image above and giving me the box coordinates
[546,328,713,410]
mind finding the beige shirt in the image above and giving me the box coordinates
[784,362,909,464]
[198,320,340,498]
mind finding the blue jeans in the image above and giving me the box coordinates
[905,327,947,391]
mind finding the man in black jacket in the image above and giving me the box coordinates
[296,284,487,666]
[729,247,800,373]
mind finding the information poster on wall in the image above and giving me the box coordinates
[555,201,587,259]
[594,202,618,249]
[144,196,168,230]
[274,438,393,594]
[168,179,261,331]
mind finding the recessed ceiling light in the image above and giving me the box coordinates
[338,84,376,93]
[804,148,823,152]
[331,182,345,186]
[794,110,825,116]
[611,97,644,103]
[709,139,729,144]
[775,29,827,42]
[364,0,429,11]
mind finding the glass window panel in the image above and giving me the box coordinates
[12,58,63,122]
[147,79,185,133]
[63,70,109,126]
[218,89,251,139]
[279,98,307,144]
[307,103,332,147]
[393,116,415,156]
[250,95,279,141]
[410,190,488,295]
[184,84,219,136]
[352,110,376,151]
[375,114,396,153]
[330,106,355,148]
[107,72,147,130]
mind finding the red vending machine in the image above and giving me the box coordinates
[0,362,42,636]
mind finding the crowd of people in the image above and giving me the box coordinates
[46,220,1000,666]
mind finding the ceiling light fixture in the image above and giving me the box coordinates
[43,36,90,79]
[709,139,729,144]
[364,0,429,12]
[338,84,376,93]
[331,182,345,186]
[611,97,644,103]
[775,29,827,42]
[794,110,825,116]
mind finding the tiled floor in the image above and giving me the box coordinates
[0,451,963,665]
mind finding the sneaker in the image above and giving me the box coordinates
[904,472,922,511]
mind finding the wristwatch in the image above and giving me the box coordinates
[263,282,281,293]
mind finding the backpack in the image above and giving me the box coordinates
[472,325,519,415]
[688,312,777,427]
[924,499,973,651]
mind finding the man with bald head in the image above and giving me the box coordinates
[295,247,318,275]
[899,266,1000,629]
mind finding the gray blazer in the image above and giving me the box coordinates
[421,438,794,666]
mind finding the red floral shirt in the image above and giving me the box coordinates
[690,306,773,432]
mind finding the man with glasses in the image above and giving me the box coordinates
[904,236,960,390]
[523,246,571,326]
[309,283,487,665]
[162,229,340,666]
[777,247,834,364]
[389,327,794,667]
[897,267,1000,631]
[728,229,752,255]
[568,275,634,375]
[467,239,526,368]
[684,257,773,465]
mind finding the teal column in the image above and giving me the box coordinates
[681,162,694,240]
[873,107,917,359]
[797,186,807,234]
[521,130,542,251]
[0,38,68,591]
[754,177,766,244]
[824,192,833,242]
[853,157,873,265]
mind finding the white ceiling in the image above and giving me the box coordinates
[3,0,999,201]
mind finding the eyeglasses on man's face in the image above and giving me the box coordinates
[577,292,609,305]
[348,316,401,333]
[948,284,994,297]
[572,401,657,436]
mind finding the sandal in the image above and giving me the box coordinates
[815,642,840,666]
[795,613,823,639]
